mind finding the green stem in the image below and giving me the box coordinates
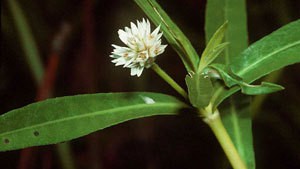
[7,0,44,84]
[151,63,188,99]
[201,109,247,169]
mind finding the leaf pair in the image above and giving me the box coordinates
[198,22,229,72]
[186,21,229,109]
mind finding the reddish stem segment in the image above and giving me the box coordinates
[18,22,71,169]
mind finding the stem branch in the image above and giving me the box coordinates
[151,63,188,99]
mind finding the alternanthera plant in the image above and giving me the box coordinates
[1,0,299,169]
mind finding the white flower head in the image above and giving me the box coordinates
[110,18,167,77]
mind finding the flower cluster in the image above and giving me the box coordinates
[110,18,167,77]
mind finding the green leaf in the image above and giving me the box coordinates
[7,0,44,84]
[214,19,300,106]
[207,64,284,95]
[205,0,255,168]
[220,96,253,169]
[240,82,284,95]
[185,73,214,108]
[205,64,240,87]
[134,0,199,72]
[198,22,228,72]
[205,0,248,63]
[233,19,300,81]
[0,92,187,151]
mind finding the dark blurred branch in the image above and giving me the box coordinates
[81,1,102,168]
[18,22,72,169]
[7,0,44,84]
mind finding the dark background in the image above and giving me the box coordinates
[1,0,300,168]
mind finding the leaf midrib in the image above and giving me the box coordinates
[0,102,181,137]
[238,40,300,76]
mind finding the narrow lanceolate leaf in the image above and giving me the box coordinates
[7,0,44,84]
[214,19,300,106]
[240,82,284,95]
[207,64,284,95]
[198,22,228,72]
[233,19,300,82]
[220,95,253,169]
[205,0,255,168]
[205,0,248,63]
[185,73,214,108]
[134,0,199,72]
[0,92,187,151]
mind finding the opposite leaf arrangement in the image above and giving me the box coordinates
[1,0,300,169]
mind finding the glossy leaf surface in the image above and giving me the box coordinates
[0,92,187,151]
